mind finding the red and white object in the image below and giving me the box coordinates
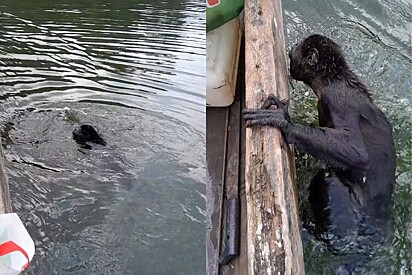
[0,213,35,275]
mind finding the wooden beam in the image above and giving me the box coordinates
[244,0,304,274]
[219,76,242,266]
[206,107,229,274]
[0,142,12,214]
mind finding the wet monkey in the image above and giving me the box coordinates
[73,125,106,150]
[243,34,395,272]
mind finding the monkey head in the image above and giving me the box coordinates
[288,34,349,84]
[73,124,106,147]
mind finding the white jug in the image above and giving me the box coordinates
[0,213,35,275]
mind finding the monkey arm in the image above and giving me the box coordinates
[282,123,369,169]
[243,107,369,170]
[243,93,369,169]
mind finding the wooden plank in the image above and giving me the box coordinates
[244,0,304,274]
[236,84,248,275]
[0,142,12,214]
[206,107,229,275]
[224,65,242,201]
[223,40,249,274]
[219,74,241,266]
[225,100,240,199]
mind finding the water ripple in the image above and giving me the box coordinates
[0,1,205,127]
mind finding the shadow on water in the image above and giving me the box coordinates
[0,0,205,274]
[283,0,411,274]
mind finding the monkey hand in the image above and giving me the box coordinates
[243,93,291,128]
[243,108,289,128]
[261,93,290,114]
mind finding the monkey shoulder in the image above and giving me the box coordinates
[319,87,367,128]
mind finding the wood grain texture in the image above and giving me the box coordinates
[244,0,304,274]
[0,141,12,214]
[220,38,248,275]
[206,107,229,274]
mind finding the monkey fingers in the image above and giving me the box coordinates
[261,93,290,114]
[243,109,288,128]
[261,93,279,109]
[261,93,278,109]
[280,98,290,111]
[243,108,283,116]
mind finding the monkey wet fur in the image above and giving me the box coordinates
[73,125,106,150]
[243,35,395,258]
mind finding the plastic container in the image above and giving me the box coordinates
[206,14,243,107]
[0,213,35,275]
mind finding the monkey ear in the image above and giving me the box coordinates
[306,48,319,66]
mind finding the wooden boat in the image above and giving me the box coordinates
[206,0,304,274]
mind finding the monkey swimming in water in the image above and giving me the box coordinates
[243,34,395,273]
[73,124,106,150]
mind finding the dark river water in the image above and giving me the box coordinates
[0,1,205,274]
[283,0,411,274]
